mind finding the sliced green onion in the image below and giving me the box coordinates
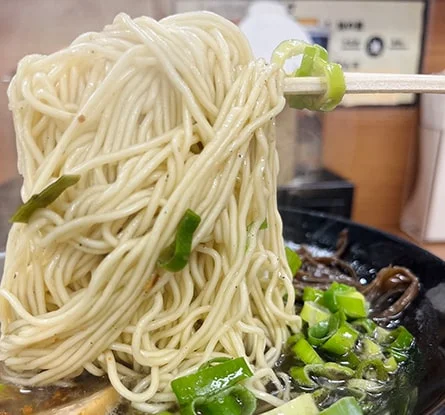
[294,46,316,78]
[292,338,324,365]
[321,283,368,319]
[334,309,347,327]
[373,325,393,345]
[260,219,268,230]
[307,314,338,346]
[285,247,302,275]
[303,287,324,303]
[271,39,309,68]
[387,326,415,362]
[232,385,257,415]
[180,406,197,415]
[247,219,268,232]
[335,351,361,370]
[312,388,330,405]
[319,397,363,415]
[351,319,377,336]
[383,356,398,373]
[356,359,389,381]
[312,61,346,112]
[321,324,359,355]
[159,209,201,272]
[312,44,329,62]
[322,283,355,313]
[272,40,345,112]
[335,291,367,319]
[371,324,414,363]
[300,301,331,327]
[289,366,318,388]
[291,362,355,388]
[190,384,256,415]
[307,320,330,346]
[287,333,304,347]
[226,385,256,415]
[343,387,367,404]
[390,348,409,363]
[10,175,80,223]
[361,338,383,359]
[310,362,355,380]
[288,60,345,112]
[322,362,355,379]
[347,378,389,393]
[262,393,320,415]
[171,357,253,407]
[295,44,329,77]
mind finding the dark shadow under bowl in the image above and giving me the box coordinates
[279,207,445,415]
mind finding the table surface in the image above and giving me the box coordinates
[1,178,445,261]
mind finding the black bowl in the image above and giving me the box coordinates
[279,207,445,415]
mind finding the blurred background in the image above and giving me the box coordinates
[1,0,445,257]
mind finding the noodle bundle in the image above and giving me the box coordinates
[0,12,299,412]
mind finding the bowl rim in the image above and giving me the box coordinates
[279,206,445,265]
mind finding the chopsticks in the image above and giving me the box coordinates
[283,73,445,96]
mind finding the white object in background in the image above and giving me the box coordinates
[401,91,445,242]
[239,1,312,71]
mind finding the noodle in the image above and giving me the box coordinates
[0,12,300,412]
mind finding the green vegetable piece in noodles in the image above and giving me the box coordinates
[10,175,80,223]
[292,338,324,365]
[260,219,268,230]
[322,324,359,355]
[159,209,201,272]
[303,287,324,303]
[285,246,302,275]
[300,301,331,327]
